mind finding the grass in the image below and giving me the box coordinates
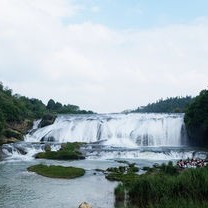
[35,142,85,160]
[27,164,85,179]
[105,163,139,183]
[111,162,208,208]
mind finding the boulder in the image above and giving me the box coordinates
[0,137,19,145]
[44,144,51,152]
[78,202,92,208]
[8,119,33,134]
[3,128,23,140]
[38,114,57,128]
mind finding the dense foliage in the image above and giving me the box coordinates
[0,82,93,141]
[46,98,93,114]
[133,96,193,113]
[35,142,85,160]
[184,89,208,146]
[0,82,46,130]
[113,162,208,208]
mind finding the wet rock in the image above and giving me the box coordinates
[38,114,57,128]
[78,202,92,208]
[44,144,51,152]
[9,120,33,134]
[3,129,23,141]
[40,136,56,142]
[0,137,19,145]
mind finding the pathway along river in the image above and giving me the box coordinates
[0,113,208,208]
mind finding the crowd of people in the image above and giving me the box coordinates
[177,158,207,168]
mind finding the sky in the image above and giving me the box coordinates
[0,0,208,113]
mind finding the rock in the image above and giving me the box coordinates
[78,202,92,208]
[40,136,56,142]
[3,129,23,140]
[44,144,51,152]
[0,137,19,145]
[38,114,57,128]
[8,120,33,134]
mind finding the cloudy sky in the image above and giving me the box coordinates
[0,0,208,113]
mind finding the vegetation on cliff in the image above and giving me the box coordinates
[133,96,193,113]
[35,142,85,160]
[184,89,208,146]
[27,164,85,179]
[0,82,93,144]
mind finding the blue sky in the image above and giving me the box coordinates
[66,0,208,29]
[0,0,208,113]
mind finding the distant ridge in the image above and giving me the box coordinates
[131,96,193,113]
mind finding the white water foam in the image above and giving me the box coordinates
[25,113,186,148]
[1,143,61,162]
[86,149,195,161]
[1,113,190,162]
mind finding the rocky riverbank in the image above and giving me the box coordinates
[0,119,33,145]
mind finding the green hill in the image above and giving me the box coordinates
[0,82,93,144]
[133,96,193,113]
[184,89,208,146]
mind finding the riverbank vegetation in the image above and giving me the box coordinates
[184,89,208,146]
[108,162,208,208]
[27,164,85,179]
[0,82,93,145]
[133,96,193,113]
[35,142,85,160]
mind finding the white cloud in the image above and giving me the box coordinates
[0,1,208,112]
[91,6,100,13]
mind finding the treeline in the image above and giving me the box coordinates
[133,96,193,113]
[46,99,93,115]
[184,89,208,146]
[0,82,93,136]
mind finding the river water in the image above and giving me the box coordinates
[0,113,208,208]
[0,159,118,208]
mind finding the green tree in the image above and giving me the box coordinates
[0,110,5,134]
[47,99,56,111]
[184,89,208,146]
[134,96,193,113]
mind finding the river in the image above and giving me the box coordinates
[0,113,208,208]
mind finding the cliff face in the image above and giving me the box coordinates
[0,120,33,145]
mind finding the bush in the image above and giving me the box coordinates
[116,165,208,208]
[35,142,85,160]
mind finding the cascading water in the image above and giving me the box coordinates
[0,115,207,208]
[3,113,203,162]
[25,113,187,147]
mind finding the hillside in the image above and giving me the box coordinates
[0,82,93,144]
[133,96,193,113]
[184,89,208,146]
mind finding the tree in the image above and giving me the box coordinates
[54,102,62,111]
[133,96,193,113]
[184,89,208,146]
[46,99,56,111]
[0,110,5,134]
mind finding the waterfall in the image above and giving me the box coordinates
[25,113,187,147]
